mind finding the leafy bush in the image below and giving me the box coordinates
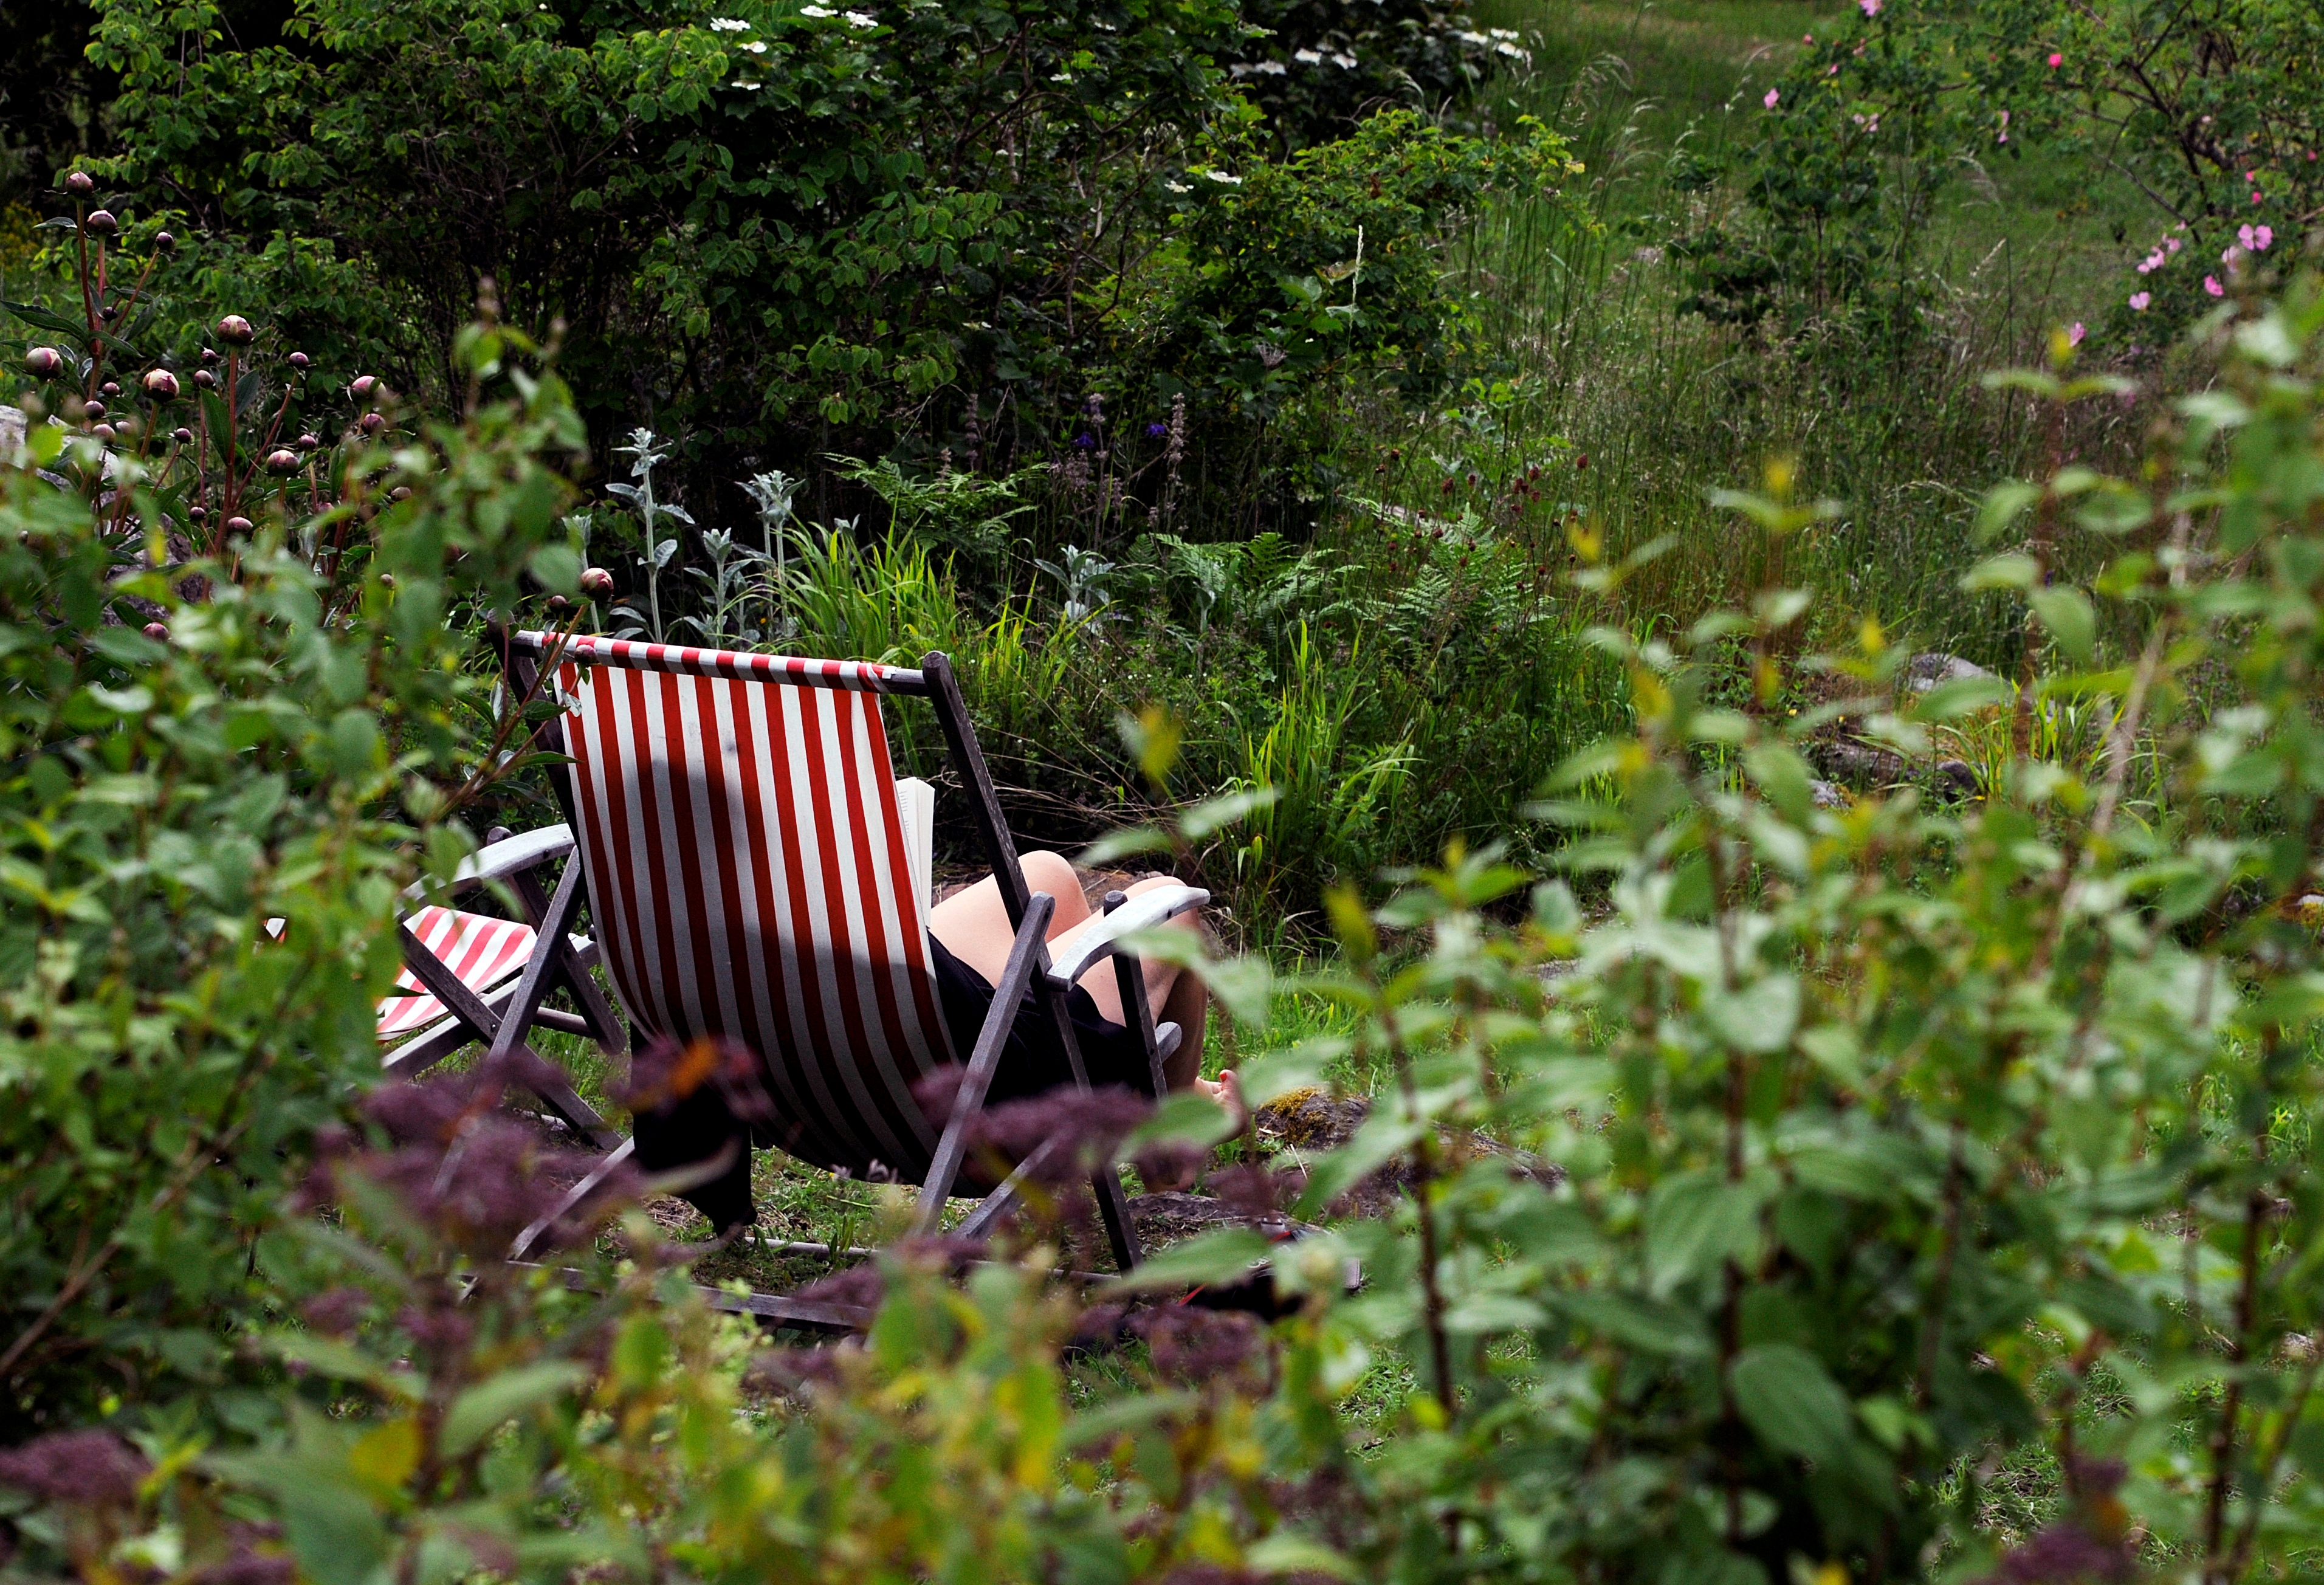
[15,268,2324,1585]
[1703,0,2320,341]
[0,268,585,1434]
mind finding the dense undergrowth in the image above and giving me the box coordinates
[10,0,2324,1581]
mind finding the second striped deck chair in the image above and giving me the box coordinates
[382,822,631,1149]
[499,629,1206,1291]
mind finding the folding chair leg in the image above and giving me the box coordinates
[1030,975,1143,1272]
[507,860,629,1056]
[396,921,622,1150]
[915,893,1056,1236]
[1102,893,1174,1101]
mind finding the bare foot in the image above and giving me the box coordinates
[1193,1068,1246,1133]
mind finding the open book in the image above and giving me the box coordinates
[895,777,935,914]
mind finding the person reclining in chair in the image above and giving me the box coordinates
[634,851,1242,1233]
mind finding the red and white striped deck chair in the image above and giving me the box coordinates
[498,629,1207,1282]
[381,823,631,1150]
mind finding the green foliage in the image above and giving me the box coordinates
[18,272,2324,1585]
[0,311,583,1434]
[1716,0,2322,338]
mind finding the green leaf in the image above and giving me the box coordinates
[1644,1171,1764,1290]
[1700,974,1800,1054]
[1097,1228,1274,1296]
[439,1360,588,1457]
[1730,1343,1852,1463]
[2029,585,2095,664]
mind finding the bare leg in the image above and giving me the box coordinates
[929,858,1236,1113]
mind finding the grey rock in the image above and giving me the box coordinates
[1809,779,1848,810]
[1904,652,1993,692]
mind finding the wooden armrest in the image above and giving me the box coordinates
[401,823,576,901]
[1042,884,1209,988]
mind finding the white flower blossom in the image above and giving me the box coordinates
[709,16,750,30]
[1494,40,1528,58]
[1294,47,1323,63]
[1330,50,1356,67]
[843,9,875,25]
[1204,169,1243,184]
[800,5,833,15]
[1489,27,1520,39]
[744,39,766,51]
[1164,180,1191,193]
[1454,29,1491,45]
[1253,58,1286,74]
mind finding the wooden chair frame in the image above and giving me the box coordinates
[489,629,1208,1321]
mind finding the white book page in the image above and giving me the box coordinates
[894,777,934,913]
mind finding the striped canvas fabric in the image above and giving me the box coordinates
[538,634,954,1178]
[377,907,538,1040]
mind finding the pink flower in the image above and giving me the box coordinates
[1765,88,1781,108]
[2204,275,2224,297]
[2128,292,2150,311]
[2047,51,2062,66]
[1860,0,1882,15]
[2248,224,2273,251]
[2252,191,2264,205]
[2222,244,2242,265]
[2068,322,2086,346]
[1803,32,1813,42]
[2165,235,2182,252]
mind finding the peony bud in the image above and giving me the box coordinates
[64,171,94,197]
[200,347,219,365]
[225,515,253,535]
[349,374,380,400]
[389,485,411,501]
[84,209,118,236]
[83,399,106,419]
[288,351,311,371]
[98,305,117,322]
[172,427,194,444]
[379,572,395,588]
[192,368,216,390]
[101,380,120,397]
[143,369,180,399]
[143,622,168,641]
[24,347,63,379]
[215,315,255,346]
[91,423,116,441]
[264,448,300,475]
[548,594,571,611]
[188,506,208,523]
[579,567,615,597]
[359,411,385,435]
[296,433,319,451]
[154,231,175,252]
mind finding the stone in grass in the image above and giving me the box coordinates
[1903,652,1993,692]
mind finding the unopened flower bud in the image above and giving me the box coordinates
[359,411,385,435]
[579,567,615,597]
[143,622,168,641]
[390,485,412,501]
[349,374,380,400]
[64,171,94,197]
[91,422,116,441]
[188,506,208,522]
[215,315,255,346]
[84,399,106,419]
[192,368,216,390]
[143,368,179,399]
[289,351,311,371]
[154,231,175,252]
[200,347,219,365]
[225,515,253,534]
[85,209,118,235]
[101,380,121,397]
[379,572,395,588]
[24,347,63,378]
[264,448,300,474]
[548,594,571,611]
[98,305,117,321]
[172,426,194,444]
[296,433,319,452]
